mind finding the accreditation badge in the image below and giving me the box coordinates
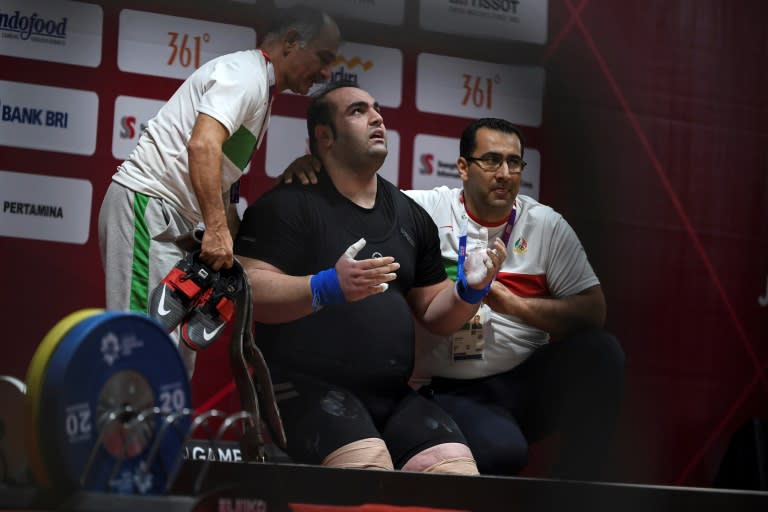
[450,303,492,361]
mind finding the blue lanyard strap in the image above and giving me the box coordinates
[457,207,516,280]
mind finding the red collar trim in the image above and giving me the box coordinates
[460,191,514,228]
[260,49,278,96]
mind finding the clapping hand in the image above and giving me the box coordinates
[464,238,507,290]
[335,238,400,301]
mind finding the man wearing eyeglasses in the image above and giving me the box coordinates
[406,118,625,481]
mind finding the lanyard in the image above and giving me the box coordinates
[499,207,517,246]
[457,205,516,281]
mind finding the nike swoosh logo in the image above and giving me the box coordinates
[202,323,225,341]
[157,287,171,316]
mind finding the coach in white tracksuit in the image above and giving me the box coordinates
[97,6,340,374]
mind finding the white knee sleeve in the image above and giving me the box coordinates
[423,456,479,475]
[321,437,394,471]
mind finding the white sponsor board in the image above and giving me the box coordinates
[112,96,166,160]
[411,134,463,191]
[274,0,404,26]
[411,133,539,200]
[419,0,548,44]
[264,115,309,179]
[416,53,545,127]
[0,80,98,155]
[0,0,102,67]
[264,115,400,187]
[0,170,92,244]
[117,9,256,80]
[295,41,402,108]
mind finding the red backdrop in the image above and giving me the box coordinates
[1,0,766,488]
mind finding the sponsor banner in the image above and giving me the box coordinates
[0,170,92,244]
[112,95,165,160]
[294,41,402,108]
[264,115,400,187]
[263,115,309,179]
[183,440,243,463]
[0,0,102,67]
[379,129,399,186]
[416,53,545,127]
[412,134,462,191]
[419,0,548,44]
[0,79,98,155]
[117,9,256,80]
[273,0,404,26]
[411,133,540,200]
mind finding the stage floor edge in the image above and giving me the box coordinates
[3,460,768,512]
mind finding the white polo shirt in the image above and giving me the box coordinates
[406,186,600,381]
[114,49,274,222]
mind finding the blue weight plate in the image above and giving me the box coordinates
[39,311,191,494]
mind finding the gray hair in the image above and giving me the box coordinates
[262,5,334,45]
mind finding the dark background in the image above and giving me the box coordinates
[1,0,766,489]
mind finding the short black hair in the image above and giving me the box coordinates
[459,118,526,159]
[306,80,360,157]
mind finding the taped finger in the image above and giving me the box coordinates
[345,238,367,259]
[370,282,389,293]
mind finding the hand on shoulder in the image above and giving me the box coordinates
[280,154,321,185]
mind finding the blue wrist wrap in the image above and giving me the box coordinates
[455,270,491,305]
[310,268,345,311]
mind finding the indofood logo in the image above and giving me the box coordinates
[0,9,68,44]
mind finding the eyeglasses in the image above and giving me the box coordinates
[465,154,526,174]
